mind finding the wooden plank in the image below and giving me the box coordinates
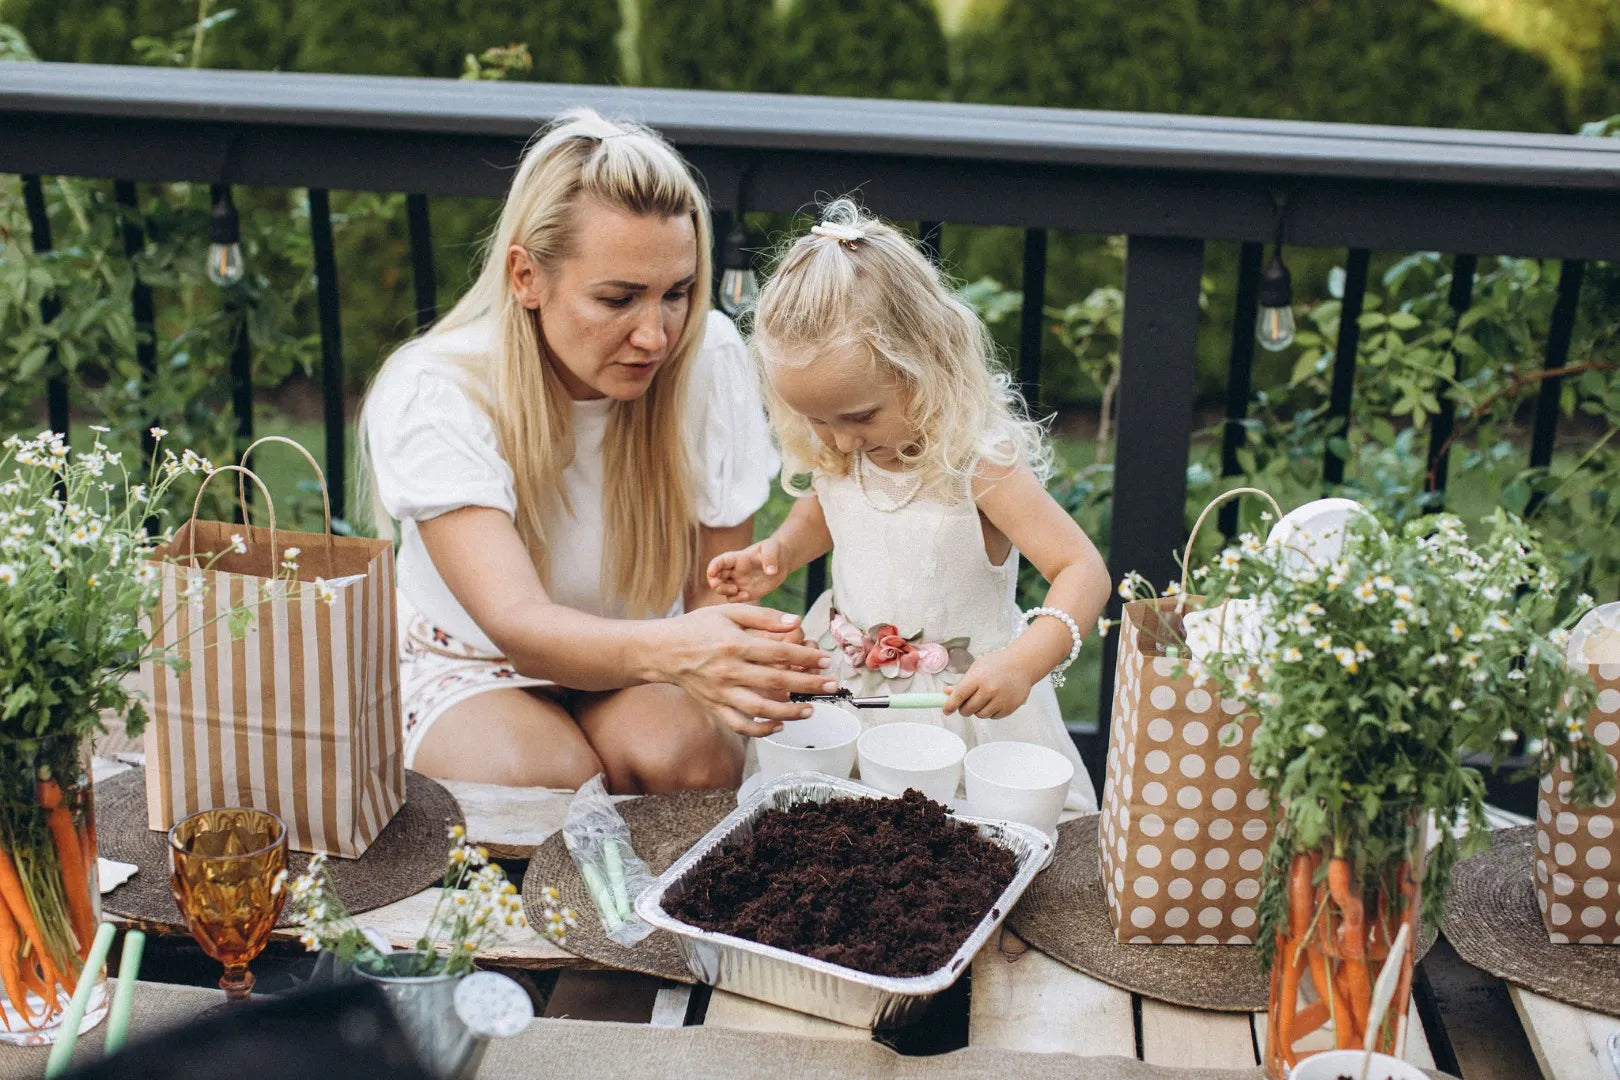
[270,887,583,969]
[967,930,1134,1055]
[436,779,574,859]
[1510,987,1620,1080]
[435,779,636,859]
[702,990,869,1041]
[541,970,660,1022]
[1140,999,1257,1069]
[1420,938,1542,1080]
[651,984,693,1028]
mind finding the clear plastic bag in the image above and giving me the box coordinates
[562,774,656,947]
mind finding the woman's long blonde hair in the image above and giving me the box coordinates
[360,108,712,616]
[752,197,1049,499]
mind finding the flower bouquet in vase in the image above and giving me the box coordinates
[1186,509,1614,1077]
[0,428,303,1042]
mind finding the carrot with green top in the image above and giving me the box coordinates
[0,848,63,993]
[38,778,94,960]
[1273,852,1314,1063]
[1327,855,1373,1038]
[0,893,38,1029]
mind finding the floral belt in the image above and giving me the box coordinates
[819,607,974,680]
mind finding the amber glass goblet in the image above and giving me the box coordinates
[168,808,288,1002]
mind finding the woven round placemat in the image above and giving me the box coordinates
[1442,825,1620,1017]
[97,766,464,929]
[1007,814,1433,1012]
[523,788,737,983]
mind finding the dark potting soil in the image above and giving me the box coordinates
[666,789,1017,977]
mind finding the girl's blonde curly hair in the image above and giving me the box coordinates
[751,197,1050,499]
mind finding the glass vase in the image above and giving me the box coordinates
[1264,815,1426,1078]
[0,734,104,1045]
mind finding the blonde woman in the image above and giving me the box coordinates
[708,199,1108,809]
[362,110,837,793]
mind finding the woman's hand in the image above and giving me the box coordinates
[706,538,790,602]
[645,604,837,737]
[944,651,1038,720]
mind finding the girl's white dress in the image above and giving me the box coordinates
[800,455,1098,811]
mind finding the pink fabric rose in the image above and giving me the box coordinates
[915,642,950,675]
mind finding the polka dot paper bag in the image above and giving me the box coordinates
[1099,596,1272,944]
[1535,608,1620,944]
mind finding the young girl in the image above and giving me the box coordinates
[708,199,1109,810]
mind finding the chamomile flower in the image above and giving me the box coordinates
[1448,623,1464,643]
[1282,646,1304,663]
[1333,647,1360,673]
[1314,635,1334,653]
[0,564,17,587]
[314,577,337,604]
[1460,651,1481,670]
[1389,618,1408,637]
[149,426,168,442]
[1220,548,1242,571]
[1354,580,1378,604]
[230,533,248,555]
[1449,698,1466,712]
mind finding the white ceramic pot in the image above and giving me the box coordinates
[1289,1049,1428,1080]
[756,704,862,780]
[963,741,1073,840]
[855,722,965,803]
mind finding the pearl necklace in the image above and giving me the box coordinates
[853,452,925,513]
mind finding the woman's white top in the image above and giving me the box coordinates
[366,310,777,656]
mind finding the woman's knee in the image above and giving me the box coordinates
[415,690,603,789]
[586,686,741,793]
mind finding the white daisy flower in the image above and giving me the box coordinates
[0,564,17,587]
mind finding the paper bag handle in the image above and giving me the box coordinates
[235,435,336,560]
[185,465,279,566]
[1178,487,1283,608]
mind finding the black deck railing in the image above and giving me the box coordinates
[4,63,1619,790]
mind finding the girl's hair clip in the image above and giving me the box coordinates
[810,222,865,246]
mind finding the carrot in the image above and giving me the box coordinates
[0,849,63,992]
[1288,1000,1331,1043]
[1327,856,1374,1039]
[1273,852,1316,1061]
[0,893,38,1030]
[38,780,94,960]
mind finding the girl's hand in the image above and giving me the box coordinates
[645,604,837,738]
[706,537,789,601]
[944,652,1037,720]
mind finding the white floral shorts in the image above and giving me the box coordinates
[398,591,549,768]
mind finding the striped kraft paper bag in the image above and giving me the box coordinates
[140,480,403,857]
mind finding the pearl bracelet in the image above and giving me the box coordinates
[1020,606,1082,688]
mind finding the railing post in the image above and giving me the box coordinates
[1099,235,1205,788]
[1018,228,1048,411]
[1424,253,1477,502]
[406,193,437,331]
[1219,241,1264,538]
[21,175,70,441]
[308,188,347,523]
[1323,249,1371,488]
[114,180,160,466]
[918,221,942,266]
[1527,259,1586,517]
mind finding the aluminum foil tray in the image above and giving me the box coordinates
[634,772,1053,1030]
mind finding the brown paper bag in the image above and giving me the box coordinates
[1098,596,1271,943]
[140,441,403,857]
[1535,654,1620,944]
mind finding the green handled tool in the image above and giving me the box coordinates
[791,689,948,709]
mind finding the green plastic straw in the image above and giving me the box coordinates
[579,861,622,931]
[45,921,115,1079]
[602,841,632,922]
[104,930,145,1055]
